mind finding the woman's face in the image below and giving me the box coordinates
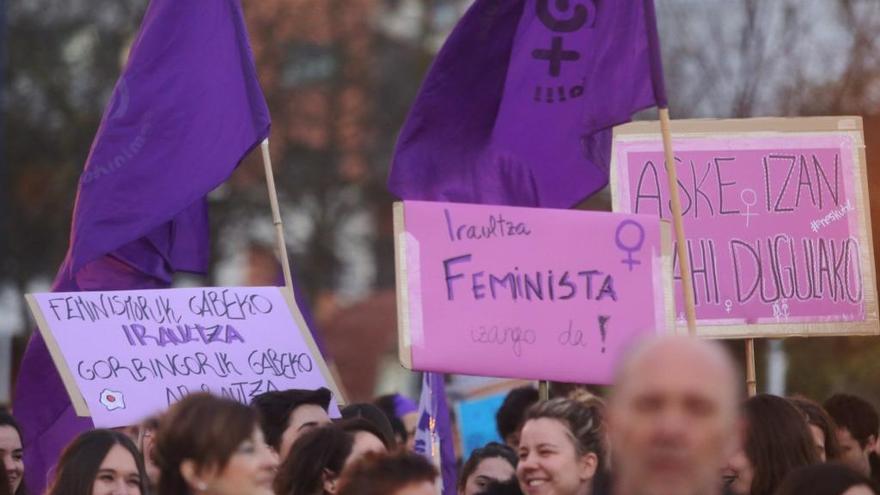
[202,428,278,495]
[516,418,596,495]
[723,447,754,495]
[461,457,515,495]
[92,444,142,495]
[0,425,24,495]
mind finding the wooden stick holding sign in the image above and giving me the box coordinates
[259,139,351,402]
[746,339,757,397]
[260,139,294,292]
[659,108,698,337]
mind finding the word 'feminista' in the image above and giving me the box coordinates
[443,254,617,302]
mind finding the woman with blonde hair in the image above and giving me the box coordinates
[516,398,604,495]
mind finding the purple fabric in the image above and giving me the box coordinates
[413,372,457,495]
[392,393,419,418]
[388,0,667,208]
[14,1,269,493]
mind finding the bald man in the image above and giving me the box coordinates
[607,336,741,495]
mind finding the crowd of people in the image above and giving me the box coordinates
[2,336,880,495]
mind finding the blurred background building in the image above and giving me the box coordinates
[2,0,880,406]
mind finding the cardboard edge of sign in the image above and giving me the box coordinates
[26,294,92,417]
[26,287,348,421]
[393,202,414,370]
[610,115,880,339]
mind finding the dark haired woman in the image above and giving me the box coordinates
[724,394,820,495]
[789,395,842,461]
[0,413,25,495]
[274,420,387,495]
[458,442,517,495]
[777,463,878,495]
[45,429,148,495]
[154,393,278,495]
[516,398,604,495]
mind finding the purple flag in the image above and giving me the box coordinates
[14,1,269,492]
[389,0,667,208]
[413,372,457,495]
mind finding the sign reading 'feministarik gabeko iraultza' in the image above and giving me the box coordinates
[27,286,341,427]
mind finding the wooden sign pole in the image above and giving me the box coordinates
[659,110,759,394]
[746,339,757,397]
[260,139,294,292]
[658,109,698,337]
[260,138,351,403]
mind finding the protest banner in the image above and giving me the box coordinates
[456,391,506,458]
[611,116,880,338]
[394,200,673,384]
[27,286,342,428]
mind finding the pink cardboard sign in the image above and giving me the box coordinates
[394,201,671,384]
[612,121,878,336]
[27,286,341,428]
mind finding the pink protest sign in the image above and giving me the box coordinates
[611,117,879,338]
[27,286,342,428]
[394,201,672,384]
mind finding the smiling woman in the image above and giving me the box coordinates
[45,429,147,495]
[516,398,604,495]
[0,413,25,495]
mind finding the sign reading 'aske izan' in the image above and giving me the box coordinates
[611,116,879,338]
[28,286,339,428]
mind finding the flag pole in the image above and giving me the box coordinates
[539,380,549,401]
[260,138,294,291]
[658,108,697,336]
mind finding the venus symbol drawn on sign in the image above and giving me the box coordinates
[740,189,758,227]
[724,299,733,313]
[615,220,645,271]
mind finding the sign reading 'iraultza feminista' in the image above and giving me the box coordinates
[395,200,672,384]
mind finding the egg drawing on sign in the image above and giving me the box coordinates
[99,389,126,411]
